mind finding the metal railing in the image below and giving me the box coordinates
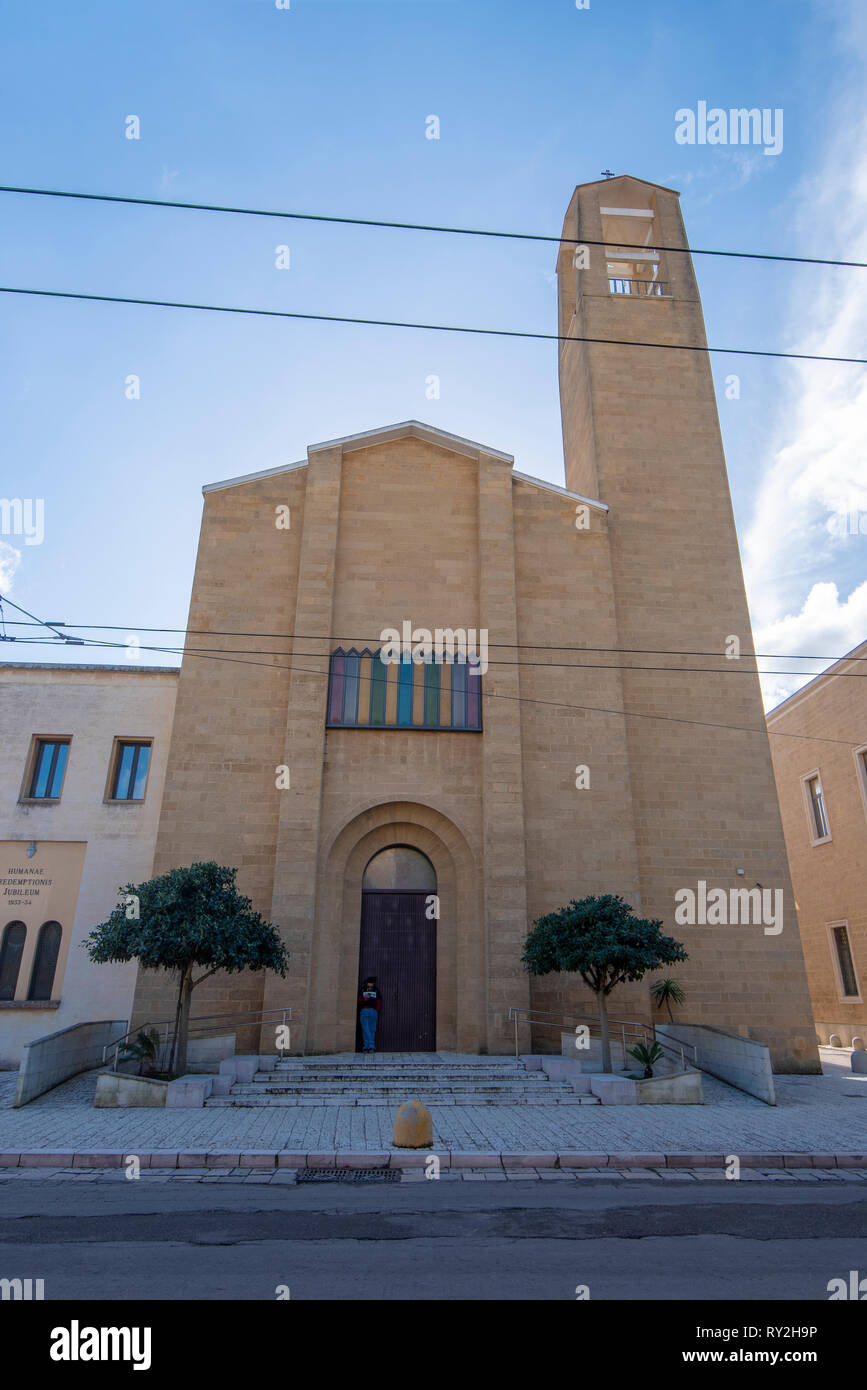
[507,1006,698,1072]
[608,277,667,297]
[102,1006,293,1072]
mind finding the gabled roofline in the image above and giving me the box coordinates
[203,458,307,495]
[765,636,867,722]
[0,663,179,675]
[307,419,514,463]
[573,173,681,196]
[202,420,515,494]
[512,470,607,513]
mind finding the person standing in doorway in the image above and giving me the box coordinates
[358,976,381,1053]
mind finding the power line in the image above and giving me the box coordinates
[7,635,866,679]
[0,589,858,746]
[1,184,865,270]
[3,618,865,665]
[2,628,858,748]
[1,283,864,364]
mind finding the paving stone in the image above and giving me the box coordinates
[3,1059,865,1165]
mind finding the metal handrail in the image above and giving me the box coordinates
[102,1006,293,1072]
[508,1006,698,1072]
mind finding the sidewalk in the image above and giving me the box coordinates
[1,1055,865,1163]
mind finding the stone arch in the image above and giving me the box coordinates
[308,800,483,1053]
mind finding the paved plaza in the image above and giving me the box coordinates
[0,1050,865,1159]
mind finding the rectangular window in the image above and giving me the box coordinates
[855,745,867,823]
[28,740,70,799]
[327,649,482,730]
[111,742,151,801]
[806,774,829,840]
[831,924,860,1000]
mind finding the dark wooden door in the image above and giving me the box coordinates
[357,890,436,1051]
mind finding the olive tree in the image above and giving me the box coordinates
[522,894,687,1073]
[85,861,288,1075]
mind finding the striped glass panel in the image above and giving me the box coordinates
[412,664,425,726]
[329,653,345,723]
[356,655,372,725]
[328,649,481,728]
[370,655,387,725]
[466,658,481,728]
[384,660,398,724]
[342,652,360,725]
[397,657,414,725]
[439,659,451,726]
[451,661,467,728]
[424,661,439,726]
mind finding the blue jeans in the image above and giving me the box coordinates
[360,1008,378,1051]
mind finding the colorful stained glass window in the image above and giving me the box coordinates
[326,649,482,730]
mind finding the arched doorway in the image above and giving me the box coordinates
[357,845,437,1051]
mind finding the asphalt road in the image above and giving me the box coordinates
[2,1178,866,1301]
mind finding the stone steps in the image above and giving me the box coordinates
[253,1074,557,1087]
[203,1056,602,1108]
[231,1086,585,1099]
[205,1094,601,1107]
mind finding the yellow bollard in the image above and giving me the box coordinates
[392,1099,433,1148]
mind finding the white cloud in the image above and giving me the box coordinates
[741,5,867,708]
[0,542,21,591]
[757,579,867,710]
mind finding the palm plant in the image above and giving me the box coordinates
[628,1041,664,1078]
[117,1027,162,1076]
[650,976,686,1023]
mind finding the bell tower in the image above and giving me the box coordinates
[555,175,818,1069]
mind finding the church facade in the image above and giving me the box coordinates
[130,175,819,1070]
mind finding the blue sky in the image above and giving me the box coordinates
[1,0,865,706]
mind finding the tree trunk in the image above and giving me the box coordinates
[172,965,195,1076]
[169,968,186,1074]
[598,990,612,1074]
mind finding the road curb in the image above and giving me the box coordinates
[0,1150,865,1170]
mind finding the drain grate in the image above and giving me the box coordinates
[296,1167,399,1183]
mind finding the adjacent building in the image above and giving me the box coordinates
[0,664,177,1065]
[767,639,867,1048]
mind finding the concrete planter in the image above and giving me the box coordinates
[587,1069,704,1105]
[94,1072,168,1108]
[634,1071,704,1104]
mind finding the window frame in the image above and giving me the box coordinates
[800,768,832,846]
[104,737,153,804]
[853,744,867,825]
[27,920,63,1002]
[827,920,862,1004]
[0,921,27,1002]
[19,736,72,803]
